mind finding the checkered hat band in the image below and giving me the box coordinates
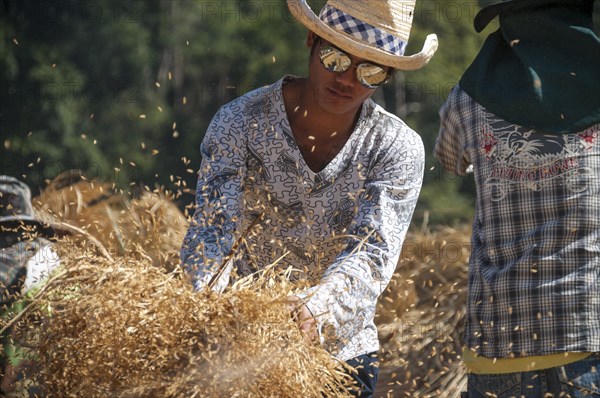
[319,4,407,56]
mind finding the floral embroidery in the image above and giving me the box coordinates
[578,126,599,149]
[481,126,497,159]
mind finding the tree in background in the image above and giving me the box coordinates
[1,1,170,188]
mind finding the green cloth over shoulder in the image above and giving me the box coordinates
[460,0,600,133]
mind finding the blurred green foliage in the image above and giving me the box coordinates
[2,1,596,226]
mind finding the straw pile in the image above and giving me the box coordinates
[13,241,352,397]
[0,172,355,397]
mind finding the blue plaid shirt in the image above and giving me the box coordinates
[435,85,600,358]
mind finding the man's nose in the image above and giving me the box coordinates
[335,66,356,87]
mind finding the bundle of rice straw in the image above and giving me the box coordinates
[33,171,187,271]
[33,170,127,244]
[12,240,353,397]
[118,190,188,271]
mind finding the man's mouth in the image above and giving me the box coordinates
[326,86,352,99]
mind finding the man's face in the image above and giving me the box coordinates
[305,33,389,116]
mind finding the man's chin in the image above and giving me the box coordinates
[316,95,359,114]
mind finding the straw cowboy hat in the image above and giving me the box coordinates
[287,0,438,70]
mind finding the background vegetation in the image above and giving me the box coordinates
[3,0,598,226]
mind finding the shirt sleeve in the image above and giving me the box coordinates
[434,85,471,176]
[23,243,60,294]
[297,127,425,349]
[180,107,247,291]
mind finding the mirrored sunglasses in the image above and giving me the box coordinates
[318,44,391,89]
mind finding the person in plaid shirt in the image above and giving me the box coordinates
[434,0,600,396]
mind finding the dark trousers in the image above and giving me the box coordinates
[345,352,379,398]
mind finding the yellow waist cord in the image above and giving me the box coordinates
[462,350,591,374]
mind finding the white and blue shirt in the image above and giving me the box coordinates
[181,76,424,361]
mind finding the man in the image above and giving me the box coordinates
[434,0,600,396]
[180,0,437,395]
[1,175,62,395]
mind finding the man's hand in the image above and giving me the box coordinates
[287,295,318,345]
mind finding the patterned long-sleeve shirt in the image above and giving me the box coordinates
[434,85,600,359]
[181,76,424,361]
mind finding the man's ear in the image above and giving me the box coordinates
[306,31,317,48]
